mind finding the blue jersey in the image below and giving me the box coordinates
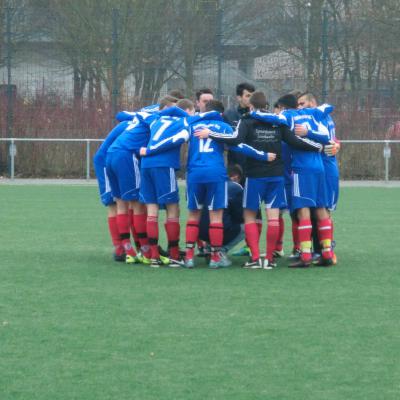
[282,105,332,173]
[141,106,191,170]
[107,111,153,156]
[187,113,233,183]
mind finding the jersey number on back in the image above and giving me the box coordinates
[199,138,213,153]
[153,119,174,141]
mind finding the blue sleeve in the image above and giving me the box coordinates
[228,143,269,161]
[116,111,136,121]
[306,130,331,144]
[94,121,129,158]
[145,129,190,155]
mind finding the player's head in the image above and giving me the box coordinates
[273,101,281,114]
[249,91,269,111]
[176,98,195,115]
[204,99,224,114]
[297,92,318,109]
[168,89,185,99]
[195,88,214,113]
[159,95,178,110]
[277,94,297,110]
[227,164,243,184]
[236,82,256,109]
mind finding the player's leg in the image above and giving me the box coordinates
[242,177,263,268]
[184,182,205,267]
[208,209,224,268]
[289,172,318,267]
[315,172,334,266]
[106,152,137,262]
[94,155,123,260]
[165,202,182,265]
[206,181,227,269]
[130,201,151,262]
[107,203,125,261]
[263,177,286,269]
[315,207,334,266]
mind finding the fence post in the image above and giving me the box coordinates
[10,139,15,179]
[86,140,91,179]
[383,141,391,182]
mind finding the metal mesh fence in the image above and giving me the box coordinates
[1,0,400,179]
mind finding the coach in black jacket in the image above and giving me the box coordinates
[224,82,255,169]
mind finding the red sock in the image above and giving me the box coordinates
[108,216,123,255]
[165,217,180,260]
[266,218,280,262]
[256,218,263,241]
[291,218,300,251]
[245,222,260,261]
[134,212,150,258]
[298,218,312,262]
[116,213,136,256]
[185,220,199,260]
[275,216,284,251]
[129,209,140,252]
[318,218,333,259]
[147,215,159,259]
[209,222,223,262]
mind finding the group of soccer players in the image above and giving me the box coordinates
[94,83,340,269]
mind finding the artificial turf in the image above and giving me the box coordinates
[0,184,399,400]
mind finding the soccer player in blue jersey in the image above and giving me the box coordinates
[93,121,129,261]
[106,96,178,264]
[276,94,335,267]
[296,91,340,264]
[184,100,237,268]
[139,99,196,267]
[197,91,326,269]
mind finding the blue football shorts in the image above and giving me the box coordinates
[186,180,228,211]
[139,167,179,205]
[291,171,328,211]
[93,156,115,206]
[243,176,287,211]
[105,150,140,201]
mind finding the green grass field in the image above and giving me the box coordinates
[1,184,399,400]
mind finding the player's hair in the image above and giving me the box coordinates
[273,101,279,109]
[249,91,269,110]
[195,88,213,100]
[298,91,318,103]
[176,98,194,111]
[168,89,185,99]
[227,164,243,180]
[236,82,256,96]
[289,89,303,99]
[204,99,224,113]
[277,94,297,110]
[159,95,178,110]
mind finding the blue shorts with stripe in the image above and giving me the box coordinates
[243,176,287,211]
[93,156,115,206]
[186,180,228,211]
[140,167,179,205]
[105,150,140,201]
[291,171,328,211]
[325,174,339,211]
